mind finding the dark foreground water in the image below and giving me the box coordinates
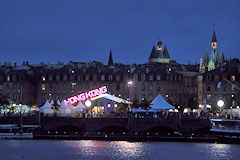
[0,140,240,160]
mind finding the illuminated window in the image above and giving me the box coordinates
[42,84,46,91]
[231,75,236,81]
[6,76,10,81]
[157,75,161,81]
[42,76,46,81]
[207,94,211,100]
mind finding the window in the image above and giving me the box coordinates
[6,75,10,81]
[101,75,105,81]
[116,75,120,81]
[56,75,60,81]
[141,74,145,81]
[141,83,145,91]
[157,75,161,81]
[149,74,153,81]
[85,75,89,81]
[116,84,120,91]
[41,84,46,91]
[48,76,53,81]
[63,75,67,81]
[133,73,138,81]
[42,76,46,81]
[12,75,16,81]
[89,75,93,81]
[207,94,211,100]
[108,75,113,81]
[231,75,236,81]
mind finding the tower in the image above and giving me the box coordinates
[108,50,114,66]
[149,40,171,63]
[211,30,217,50]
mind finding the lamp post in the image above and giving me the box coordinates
[71,82,77,95]
[127,81,133,100]
[217,99,224,114]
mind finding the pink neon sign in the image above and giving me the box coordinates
[64,86,108,105]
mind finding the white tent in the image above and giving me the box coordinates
[150,94,174,111]
[39,100,54,114]
[57,99,61,106]
[71,101,85,112]
[91,94,131,104]
[58,100,71,116]
[50,100,54,105]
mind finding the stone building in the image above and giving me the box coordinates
[0,33,239,111]
[0,51,199,108]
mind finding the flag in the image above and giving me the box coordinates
[202,98,207,113]
[217,81,226,89]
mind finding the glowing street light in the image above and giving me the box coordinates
[217,100,224,108]
[85,100,92,107]
[127,81,133,86]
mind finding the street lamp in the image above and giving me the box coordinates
[217,99,224,113]
[71,82,77,94]
[85,100,92,107]
[127,81,133,100]
[217,100,224,108]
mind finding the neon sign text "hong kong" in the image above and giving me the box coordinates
[64,86,108,105]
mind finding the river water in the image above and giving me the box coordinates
[0,140,239,160]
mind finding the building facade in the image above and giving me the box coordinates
[0,32,239,111]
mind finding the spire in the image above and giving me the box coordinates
[149,46,158,59]
[211,30,217,49]
[212,30,217,42]
[163,46,170,58]
[108,50,113,66]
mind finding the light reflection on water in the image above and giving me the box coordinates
[0,140,240,160]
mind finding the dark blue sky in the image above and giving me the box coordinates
[0,0,240,65]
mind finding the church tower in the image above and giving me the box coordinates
[199,29,226,73]
[210,30,218,64]
[211,30,217,50]
[108,50,114,67]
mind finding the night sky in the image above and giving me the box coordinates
[0,0,240,65]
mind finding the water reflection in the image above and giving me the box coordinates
[1,140,240,160]
[63,140,143,159]
[111,141,142,158]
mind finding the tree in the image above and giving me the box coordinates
[187,97,198,109]
[51,100,60,117]
[0,94,9,115]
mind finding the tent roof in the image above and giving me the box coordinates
[71,101,85,111]
[150,94,174,110]
[59,100,72,109]
[91,94,131,104]
[39,100,54,113]
[39,100,52,110]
